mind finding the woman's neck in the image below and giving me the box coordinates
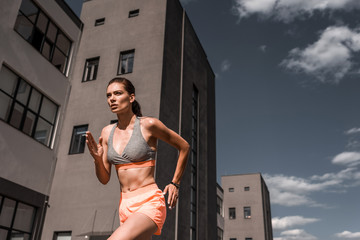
[116,113,135,129]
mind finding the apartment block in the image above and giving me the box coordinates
[221,173,273,240]
[0,0,82,239]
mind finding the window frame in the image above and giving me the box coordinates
[53,231,72,240]
[14,0,72,75]
[0,195,37,240]
[229,207,236,220]
[94,18,105,26]
[117,49,135,75]
[244,206,251,219]
[68,124,88,155]
[82,57,100,82]
[128,9,140,18]
[0,65,59,147]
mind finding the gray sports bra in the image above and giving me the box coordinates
[107,117,156,165]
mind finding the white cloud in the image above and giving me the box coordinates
[332,152,360,167]
[232,0,360,22]
[280,26,360,83]
[272,216,320,230]
[345,128,360,135]
[276,229,318,240]
[310,168,357,182]
[220,59,231,72]
[264,174,340,207]
[259,45,267,52]
[280,26,360,84]
[336,231,360,239]
[264,164,360,207]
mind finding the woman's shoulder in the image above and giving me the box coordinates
[138,116,163,129]
[101,124,116,137]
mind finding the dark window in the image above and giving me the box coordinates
[217,228,223,240]
[118,50,135,75]
[230,238,237,240]
[69,125,88,154]
[95,18,105,26]
[216,196,223,215]
[53,231,71,240]
[245,238,253,240]
[82,57,100,82]
[129,9,139,18]
[244,186,250,191]
[0,65,58,147]
[229,187,234,192]
[229,207,236,220]
[244,207,251,219]
[0,195,36,240]
[14,0,72,75]
[190,86,198,240]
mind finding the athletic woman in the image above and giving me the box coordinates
[86,77,190,240]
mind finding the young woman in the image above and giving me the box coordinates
[86,77,190,240]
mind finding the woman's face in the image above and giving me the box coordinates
[106,82,134,113]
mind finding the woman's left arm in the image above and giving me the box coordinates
[147,118,190,209]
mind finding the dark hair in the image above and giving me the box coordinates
[107,77,142,117]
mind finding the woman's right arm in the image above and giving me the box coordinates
[86,127,111,184]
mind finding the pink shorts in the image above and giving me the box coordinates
[119,183,166,235]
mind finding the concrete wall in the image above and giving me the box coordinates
[42,0,167,239]
[0,0,82,196]
[156,1,217,239]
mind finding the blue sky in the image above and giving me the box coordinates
[67,1,360,239]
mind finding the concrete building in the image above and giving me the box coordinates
[42,0,217,240]
[217,183,225,240]
[0,0,82,239]
[221,173,273,240]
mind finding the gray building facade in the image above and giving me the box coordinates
[221,173,273,240]
[0,0,82,239]
[42,0,217,240]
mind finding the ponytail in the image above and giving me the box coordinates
[132,100,142,117]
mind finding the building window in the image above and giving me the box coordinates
[69,125,88,154]
[0,65,58,147]
[229,187,234,192]
[229,207,236,219]
[230,238,237,240]
[217,228,223,240]
[82,57,100,82]
[118,50,135,75]
[244,207,251,219]
[53,231,71,240]
[14,0,72,74]
[244,186,250,191]
[190,86,199,240]
[94,18,105,26]
[245,238,253,240]
[129,9,140,18]
[217,196,223,216]
[0,195,36,240]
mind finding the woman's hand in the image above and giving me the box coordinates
[86,131,103,162]
[163,184,179,210]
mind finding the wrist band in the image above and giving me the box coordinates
[170,181,180,189]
